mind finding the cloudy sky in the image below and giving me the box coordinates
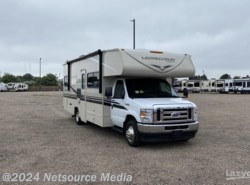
[0,0,249,79]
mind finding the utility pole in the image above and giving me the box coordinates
[130,19,135,49]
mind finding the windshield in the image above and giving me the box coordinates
[126,78,178,98]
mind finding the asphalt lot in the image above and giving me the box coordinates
[0,92,250,185]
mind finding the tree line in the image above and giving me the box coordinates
[0,73,61,86]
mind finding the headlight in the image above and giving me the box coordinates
[193,107,198,121]
[140,109,153,123]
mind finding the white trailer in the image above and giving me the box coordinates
[187,80,201,93]
[173,79,188,92]
[219,79,233,93]
[7,83,15,89]
[233,78,250,93]
[63,49,199,146]
[13,83,28,91]
[215,80,225,92]
[208,79,216,92]
[200,80,210,92]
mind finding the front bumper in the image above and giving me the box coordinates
[137,121,199,142]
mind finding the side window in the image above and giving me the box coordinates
[159,81,171,94]
[87,72,99,88]
[113,80,125,99]
[64,76,68,86]
[81,73,85,89]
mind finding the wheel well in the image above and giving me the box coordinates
[123,115,136,133]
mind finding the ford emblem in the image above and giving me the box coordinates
[171,112,180,118]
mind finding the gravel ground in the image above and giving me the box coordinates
[0,92,249,185]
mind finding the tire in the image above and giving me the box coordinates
[125,120,140,147]
[75,109,83,125]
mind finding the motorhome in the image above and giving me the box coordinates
[0,82,8,92]
[63,49,199,146]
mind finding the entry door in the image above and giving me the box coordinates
[111,80,126,128]
[79,69,86,122]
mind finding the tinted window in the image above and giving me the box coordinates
[194,82,200,87]
[64,76,68,86]
[234,82,242,86]
[87,72,99,88]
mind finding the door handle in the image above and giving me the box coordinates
[125,103,130,106]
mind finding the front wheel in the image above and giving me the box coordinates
[125,120,140,147]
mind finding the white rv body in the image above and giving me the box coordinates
[220,79,233,93]
[208,79,216,92]
[7,83,15,89]
[173,79,188,92]
[14,83,28,91]
[233,78,250,93]
[200,80,210,92]
[63,49,199,146]
[0,82,8,92]
[187,80,200,93]
[215,80,225,92]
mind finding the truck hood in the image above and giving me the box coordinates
[130,98,196,109]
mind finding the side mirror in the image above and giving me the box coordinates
[105,87,112,98]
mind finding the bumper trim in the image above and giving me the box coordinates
[137,121,199,134]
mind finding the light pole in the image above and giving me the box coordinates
[39,58,42,79]
[130,19,135,49]
[39,58,42,91]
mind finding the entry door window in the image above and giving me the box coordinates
[87,72,99,88]
[82,73,85,89]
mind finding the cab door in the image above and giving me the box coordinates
[111,80,127,128]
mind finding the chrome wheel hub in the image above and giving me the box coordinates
[76,112,79,122]
[126,126,135,143]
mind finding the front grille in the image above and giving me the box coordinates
[155,108,193,124]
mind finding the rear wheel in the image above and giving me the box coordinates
[75,109,83,125]
[125,120,140,147]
